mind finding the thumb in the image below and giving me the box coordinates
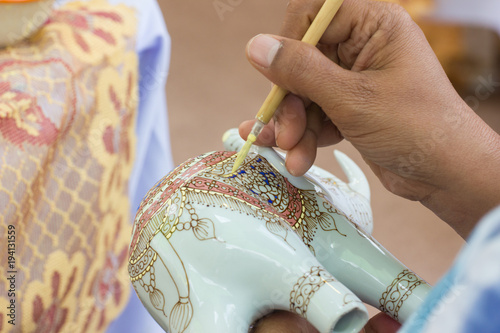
[246,34,368,114]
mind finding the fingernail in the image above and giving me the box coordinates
[247,34,282,68]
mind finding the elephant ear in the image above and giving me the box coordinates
[192,218,216,241]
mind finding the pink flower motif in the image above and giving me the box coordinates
[31,269,77,333]
[84,218,128,331]
[0,81,59,148]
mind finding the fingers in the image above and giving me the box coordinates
[281,0,351,42]
[238,94,310,150]
[363,313,401,333]
[250,311,401,333]
[238,119,277,147]
[246,33,357,114]
[285,103,322,176]
[250,310,318,333]
[280,0,324,39]
[274,94,307,150]
[281,0,408,47]
[239,96,343,176]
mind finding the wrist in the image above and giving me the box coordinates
[421,104,500,238]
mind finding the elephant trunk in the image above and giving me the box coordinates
[312,227,432,324]
[253,265,369,333]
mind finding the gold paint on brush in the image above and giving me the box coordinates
[231,133,257,173]
[231,0,345,172]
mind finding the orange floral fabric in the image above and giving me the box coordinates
[0,1,138,331]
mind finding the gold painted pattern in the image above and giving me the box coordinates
[379,269,424,320]
[129,248,158,282]
[289,266,336,318]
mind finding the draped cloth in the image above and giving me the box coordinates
[0,1,160,331]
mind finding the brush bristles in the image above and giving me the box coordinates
[232,135,256,173]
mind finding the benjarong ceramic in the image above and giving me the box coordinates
[128,129,431,333]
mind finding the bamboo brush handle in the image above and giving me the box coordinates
[255,0,344,124]
[256,85,288,123]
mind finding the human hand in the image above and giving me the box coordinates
[239,0,500,237]
[250,310,401,333]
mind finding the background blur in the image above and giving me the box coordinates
[157,0,500,316]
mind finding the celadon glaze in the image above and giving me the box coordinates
[128,129,431,332]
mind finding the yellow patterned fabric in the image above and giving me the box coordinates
[0,1,138,331]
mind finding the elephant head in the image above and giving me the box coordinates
[222,128,432,323]
[223,128,373,234]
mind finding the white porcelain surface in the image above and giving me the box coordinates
[0,0,55,48]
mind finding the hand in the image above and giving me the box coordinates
[239,0,500,237]
[249,310,401,333]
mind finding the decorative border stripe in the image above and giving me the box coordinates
[290,266,336,318]
[379,269,424,320]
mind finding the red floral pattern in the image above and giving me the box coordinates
[84,216,129,331]
[31,269,76,332]
[0,76,61,148]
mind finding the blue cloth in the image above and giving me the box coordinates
[401,205,500,333]
[107,0,174,332]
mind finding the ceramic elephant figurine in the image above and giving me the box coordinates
[129,150,369,333]
[128,130,431,333]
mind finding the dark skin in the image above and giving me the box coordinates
[239,0,500,331]
[250,311,401,333]
[239,0,500,239]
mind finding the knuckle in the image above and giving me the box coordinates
[365,1,412,30]
[383,2,407,14]
[286,0,316,14]
[379,2,413,27]
[283,0,324,38]
[286,0,302,11]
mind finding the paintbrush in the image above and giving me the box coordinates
[232,0,344,173]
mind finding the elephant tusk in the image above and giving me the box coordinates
[333,150,371,201]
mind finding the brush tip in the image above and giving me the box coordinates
[231,138,254,173]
